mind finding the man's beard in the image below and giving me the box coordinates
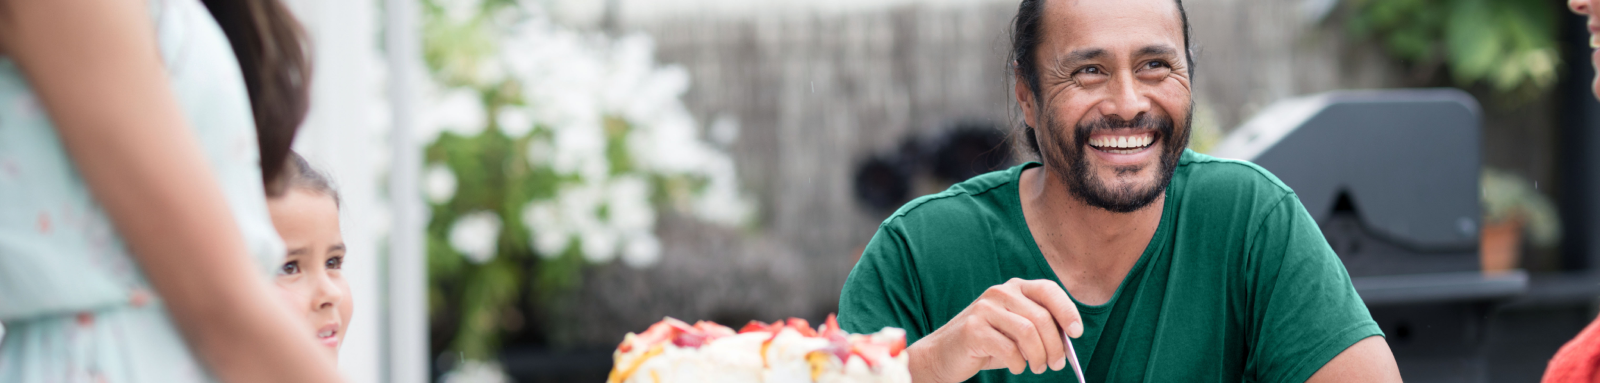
[1037,109,1189,213]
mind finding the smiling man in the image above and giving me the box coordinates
[837,0,1403,382]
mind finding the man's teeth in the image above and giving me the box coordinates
[1088,134,1155,149]
[1591,34,1599,49]
[318,330,335,338]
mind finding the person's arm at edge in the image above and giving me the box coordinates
[0,1,342,382]
[1306,336,1402,382]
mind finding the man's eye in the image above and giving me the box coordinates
[327,256,343,270]
[279,261,300,275]
[1145,60,1170,69]
[1076,66,1103,75]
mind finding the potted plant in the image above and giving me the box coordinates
[1480,168,1560,274]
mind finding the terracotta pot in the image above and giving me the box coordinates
[1480,220,1523,274]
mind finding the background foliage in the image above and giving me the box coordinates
[1347,0,1561,97]
[420,0,754,364]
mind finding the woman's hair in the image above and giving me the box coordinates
[283,151,340,207]
[198,0,312,196]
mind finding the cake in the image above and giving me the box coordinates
[607,314,911,383]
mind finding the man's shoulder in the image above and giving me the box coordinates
[881,163,1020,231]
[1176,149,1297,206]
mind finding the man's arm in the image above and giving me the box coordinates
[1306,336,1402,382]
[1243,194,1396,382]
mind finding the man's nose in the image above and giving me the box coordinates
[1101,71,1151,122]
[1573,0,1592,15]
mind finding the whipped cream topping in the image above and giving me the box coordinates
[610,315,909,383]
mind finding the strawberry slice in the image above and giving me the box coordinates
[694,321,737,340]
[673,331,707,348]
[787,318,818,337]
[662,317,696,333]
[739,320,779,334]
[625,320,680,352]
[850,341,890,369]
[819,314,847,342]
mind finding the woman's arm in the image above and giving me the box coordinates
[0,0,342,381]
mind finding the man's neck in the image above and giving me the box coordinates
[1019,164,1165,305]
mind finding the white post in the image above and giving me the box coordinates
[278,0,385,381]
[385,0,430,381]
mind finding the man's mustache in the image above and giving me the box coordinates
[1073,114,1174,140]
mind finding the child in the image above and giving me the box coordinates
[267,152,353,361]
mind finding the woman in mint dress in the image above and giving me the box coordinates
[0,0,342,381]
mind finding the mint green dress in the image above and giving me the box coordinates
[0,0,286,381]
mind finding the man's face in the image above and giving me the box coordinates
[1017,0,1193,213]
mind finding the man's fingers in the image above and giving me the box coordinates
[984,310,1051,374]
[976,326,1028,375]
[1018,279,1084,338]
[995,288,1067,371]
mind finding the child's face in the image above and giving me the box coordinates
[267,188,352,361]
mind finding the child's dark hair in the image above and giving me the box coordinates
[282,152,340,207]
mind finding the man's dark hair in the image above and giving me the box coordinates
[1011,0,1194,155]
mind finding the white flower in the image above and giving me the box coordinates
[709,114,740,148]
[521,202,568,258]
[556,181,605,231]
[449,211,502,264]
[606,175,655,233]
[475,58,507,86]
[525,137,552,168]
[550,118,606,179]
[621,233,661,268]
[426,88,487,140]
[424,163,458,204]
[693,157,754,226]
[579,226,618,263]
[438,0,483,24]
[497,107,533,137]
[432,6,760,268]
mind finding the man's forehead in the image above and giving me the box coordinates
[1038,0,1184,55]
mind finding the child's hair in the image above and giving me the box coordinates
[283,152,340,207]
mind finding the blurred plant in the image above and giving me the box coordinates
[1481,168,1560,247]
[1346,0,1560,97]
[420,0,755,365]
[1186,101,1222,155]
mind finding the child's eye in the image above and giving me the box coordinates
[279,260,300,276]
[326,256,343,270]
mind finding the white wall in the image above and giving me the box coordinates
[281,0,389,382]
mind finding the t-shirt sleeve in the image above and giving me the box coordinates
[1246,194,1384,383]
[839,221,930,343]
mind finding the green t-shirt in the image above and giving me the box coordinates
[839,150,1381,382]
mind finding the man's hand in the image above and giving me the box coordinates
[907,278,1084,383]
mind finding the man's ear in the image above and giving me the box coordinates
[1014,67,1038,130]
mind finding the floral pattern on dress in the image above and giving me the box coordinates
[0,0,285,381]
